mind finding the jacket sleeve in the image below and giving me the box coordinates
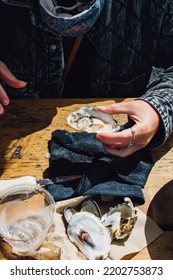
[139,0,173,148]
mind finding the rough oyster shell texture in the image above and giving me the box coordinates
[64,197,137,260]
[67,107,120,133]
[101,197,138,240]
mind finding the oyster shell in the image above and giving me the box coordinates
[64,199,111,260]
[64,197,138,259]
[101,197,138,240]
[67,107,120,133]
[80,198,101,218]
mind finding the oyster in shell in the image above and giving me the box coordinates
[67,107,120,133]
[64,199,111,260]
[101,197,138,240]
[64,197,138,259]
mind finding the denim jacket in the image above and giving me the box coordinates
[1,0,173,148]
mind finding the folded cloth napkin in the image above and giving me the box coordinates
[46,130,154,205]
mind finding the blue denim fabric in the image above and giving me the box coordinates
[0,0,169,99]
[1,0,32,7]
[1,0,173,148]
[46,130,154,205]
[0,0,64,98]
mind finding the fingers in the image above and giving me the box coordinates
[97,102,135,115]
[96,126,137,148]
[0,84,10,114]
[97,101,160,157]
[96,125,145,157]
[0,61,27,88]
[102,143,139,157]
[0,61,27,114]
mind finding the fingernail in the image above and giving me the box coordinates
[97,106,105,109]
[2,98,9,106]
[96,134,103,140]
[0,106,4,114]
[19,81,27,87]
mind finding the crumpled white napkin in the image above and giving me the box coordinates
[0,176,37,195]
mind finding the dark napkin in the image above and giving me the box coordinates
[46,130,154,205]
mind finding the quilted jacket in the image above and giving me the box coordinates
[0,0,173,148]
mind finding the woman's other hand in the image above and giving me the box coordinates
[0,61,27,114]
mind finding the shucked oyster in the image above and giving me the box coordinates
[67,107,120,133]
[64,198,137,259]
[101,197,138,240]
[64,199,111,260]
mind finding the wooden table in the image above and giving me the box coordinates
[0,98,173,260]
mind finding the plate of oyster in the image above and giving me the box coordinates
[64,197,137,260]
[67,107,120,133]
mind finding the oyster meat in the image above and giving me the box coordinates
[101,197,138,240]
[67,107,120,133]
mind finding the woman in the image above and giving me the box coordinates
[0,0,173,157]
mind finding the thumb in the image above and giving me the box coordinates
[97,102,134,115]
[0,61,27,88]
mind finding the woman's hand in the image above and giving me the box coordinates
[0,61,27,114]
[96,100,160,157]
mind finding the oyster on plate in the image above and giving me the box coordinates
[101,197,138,240]
[64,197,137,259]
[67,107,120,133]
[64,199,111,260]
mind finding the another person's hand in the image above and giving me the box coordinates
[96,100,160,157]
[0,61,27,114]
